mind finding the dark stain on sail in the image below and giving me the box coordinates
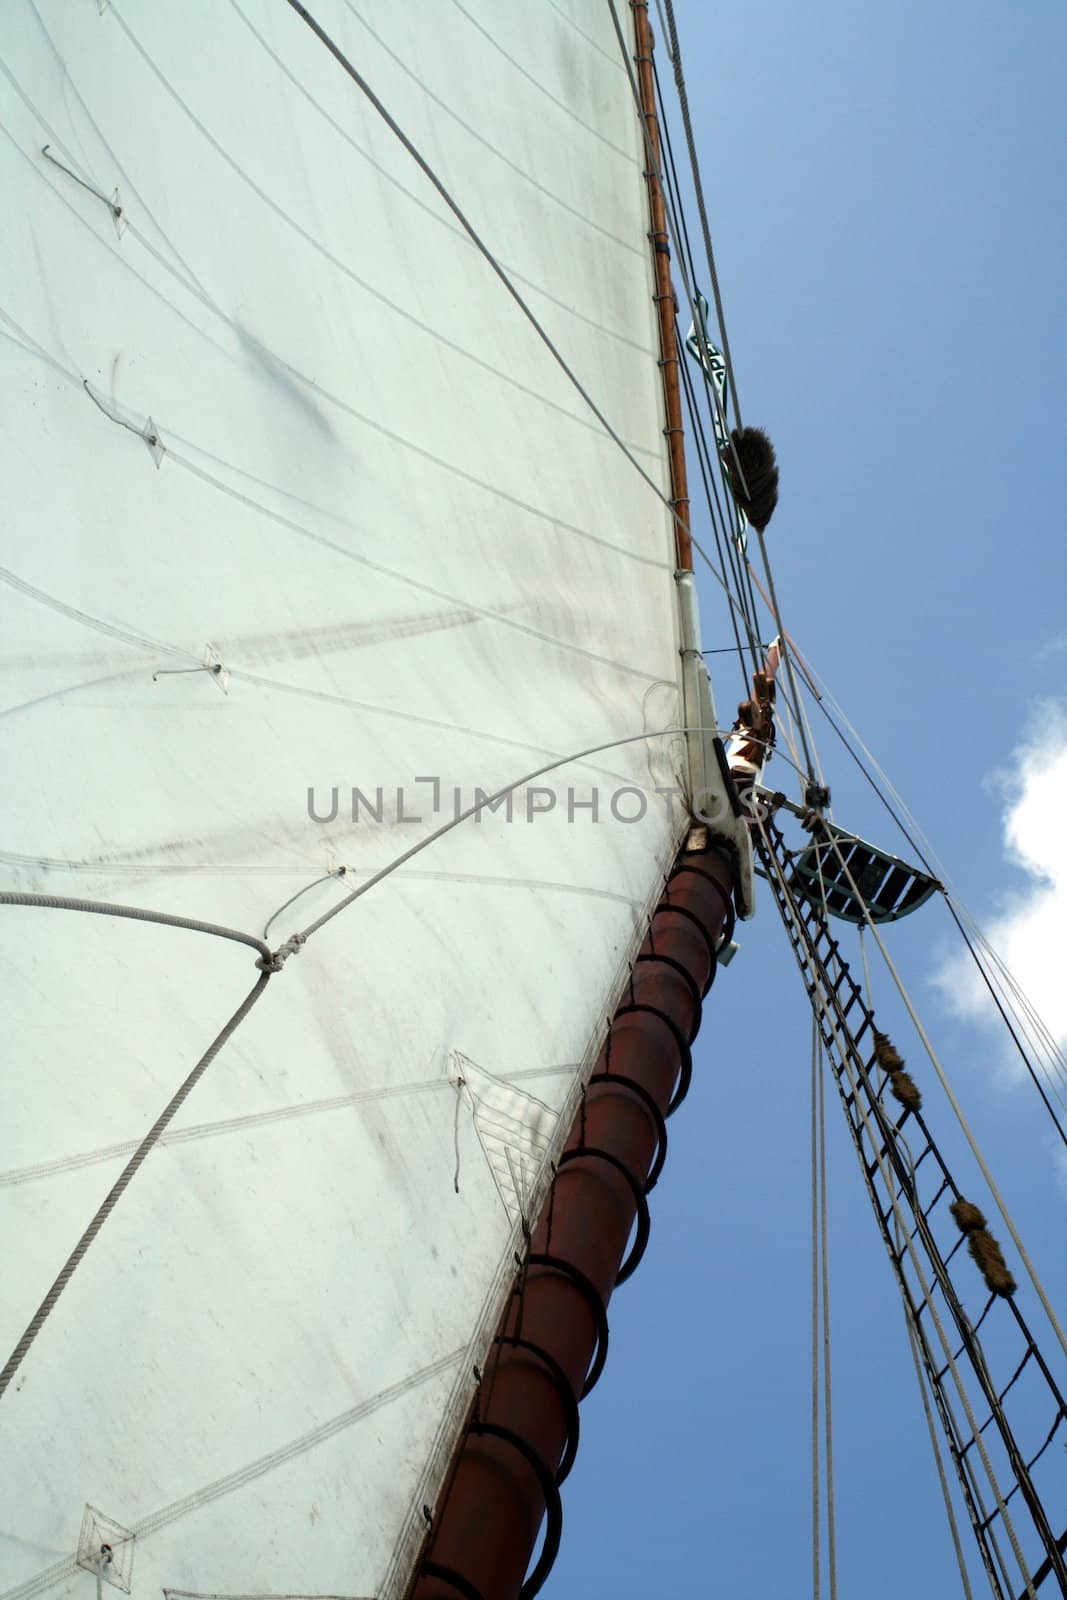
[235,321,334,439]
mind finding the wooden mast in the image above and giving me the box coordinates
[633,0,691,571]
[408,851,735,1599]
[407,9,717,1595]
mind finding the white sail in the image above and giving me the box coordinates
[0,3,691,1596]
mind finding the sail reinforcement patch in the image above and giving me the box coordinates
[76,1505,135,1593]
[449,1051,558,1223]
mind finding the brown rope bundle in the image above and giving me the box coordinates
[949,1198,986,1233]
[887,1070,922,1113]
[968,1230,1017,1297]
[950,1196,1016,1296]
[873,1031,905,1072]
[871,1031,921,1112]
[723,426,779,531]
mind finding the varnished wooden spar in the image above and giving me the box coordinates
[409,844,735,1599]
[633,0,691,572]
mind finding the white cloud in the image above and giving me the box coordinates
[933,707,1067,1068]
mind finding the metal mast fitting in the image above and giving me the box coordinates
[409,845,736,1599]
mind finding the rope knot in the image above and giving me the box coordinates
[256,934,305,973]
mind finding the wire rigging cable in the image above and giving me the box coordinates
[763,826,1050,1597]
[279,0,780,678]
[810,1016,838,1600]
[280,0,691,549]
[797,672,1067,1142]
[604,1,818,785]
[659,0,742,432]
[644,0,1067,1154]
[815,825,1067,1357]
[623,0,1067,1179]
[799,853,1000,1597]
[607,0,823,775]
[626,11,1066,1126]
[816,1023,838,1600]
[803,827,1067,1593]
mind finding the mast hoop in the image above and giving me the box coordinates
[467,1421,563,1599]
[556,1146,651,1285]
[493,1335,581,1485]
[417,1564,486,1600]
[613,1002,693,1115]
[635,950,703,1032]
[654,898,727,992]
[586,1071,669,1191]
[669,857,737,947]
[525,1254,610,1398]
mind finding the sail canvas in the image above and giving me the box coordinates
[0,3,688,1594]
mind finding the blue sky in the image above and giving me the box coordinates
[551,3,1067,1595]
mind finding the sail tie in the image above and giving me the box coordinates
[82,378,163,464]
[40,144,123,224]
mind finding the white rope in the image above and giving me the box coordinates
[766,827,1035,1596]
[653,0,674,60]
[660,0,742,428]
[829,1004,1031,1598]
[816,1022,838,1600]
[872,1008,981,1599]
[803,664,1067,1106]
[797,671,827,793]
[810,1014,822,1600]
[858,926,874,1011]
[752,527,817,785]
[903,1309,977,1598]
[776,686,807,802]
[821,828,1067,1359]
[296,723,811,944]
[804,840,1041,1596]
[281,0,739,619]
[963,916,1067,1094]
